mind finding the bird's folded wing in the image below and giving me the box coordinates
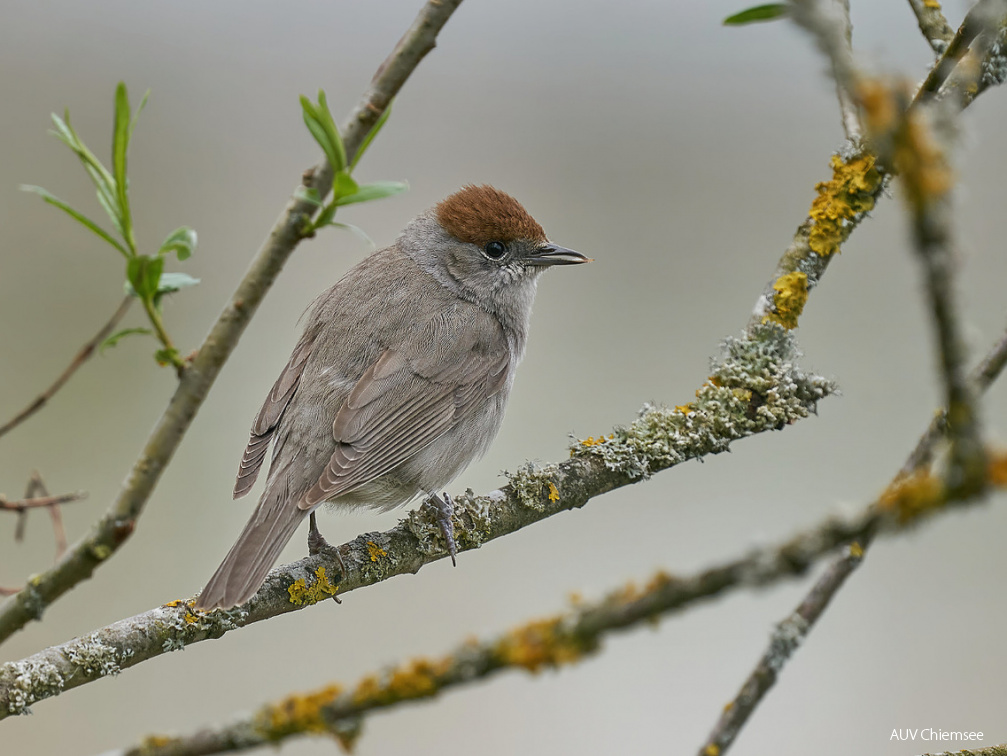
[299,334,509,509]
[233,336,314,498]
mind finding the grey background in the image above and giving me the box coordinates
[2,1,1005,754]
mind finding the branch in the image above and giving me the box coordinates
[103,450,1007,755]
[0,296,132,439]
[697,317,1007,756]
[0,0,466,647]
[918,746,1007,756]
[906,0,955,54]
[0,323,837,717]
[0,492,86,511]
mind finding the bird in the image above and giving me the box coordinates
[194,184,589,610]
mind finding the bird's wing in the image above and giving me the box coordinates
[299,319,510,509]
[233,336,314,499]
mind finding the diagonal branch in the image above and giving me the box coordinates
[0,0,466,648]
[0,324,836,717]
[105,447,1007,756]
[0,296,132,439]
[906,0,955,54]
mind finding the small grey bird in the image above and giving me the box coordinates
[195,185,589,610]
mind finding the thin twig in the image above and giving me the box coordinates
[906,0,955,54]
[0,492,87,511]
[0,296,132,439]
[833,0,863,142]
[0,0,466,647]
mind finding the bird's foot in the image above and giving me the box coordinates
[308,511,344,603]
[426,491,458,566]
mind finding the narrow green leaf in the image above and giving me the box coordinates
[723,3,789,25]
[316,90,347,172]
[328,221,375,249]
[332,170,359,200]
[128,89,150,144]
[350,100,392,172]
[127,256,146,296]
[20,185,128,257]
[334,180,408,207]
[314,201,338,229]
[100,327,152,353]
[144,256,164,299]
[300,96,339,175]
[294,185,323,206]
[112,83,132,241]
[95,185,125,237]
[157,227,197,261]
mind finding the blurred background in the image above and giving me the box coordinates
[1,1,1005,754]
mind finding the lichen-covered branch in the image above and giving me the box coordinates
[0,296,132,439]
[100,449,1007,756]
[906,0,955,54]
[918,746,1007,756]
[0,0,466,648]
[0,324,836,718]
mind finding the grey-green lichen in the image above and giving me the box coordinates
[572,323,836,478]
[3,659,64,714]
[404,489,496,559]
[508,463,563,511]
[65,636,132,678]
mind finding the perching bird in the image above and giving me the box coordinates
[195,185,589,610]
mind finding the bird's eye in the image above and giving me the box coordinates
[484,241,507,259]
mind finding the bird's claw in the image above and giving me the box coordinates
[426,491,458,566]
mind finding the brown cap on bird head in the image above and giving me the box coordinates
[435,185,547,247]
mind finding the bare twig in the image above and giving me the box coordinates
[0,296,132,439]
[833,0,863,142]
[0,0,466,647]
[906,0,955,54]
[0,492,86,512]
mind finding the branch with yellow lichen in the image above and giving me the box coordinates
[0,0,466,648]
[753,0,1007,335]
[104,450,1007,756]
[0,322,838,719]
[906,0,955,54]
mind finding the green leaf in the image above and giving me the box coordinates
[20,185,128,257]
[314,201,338,229]
[723,3,789,25]
[328,221,375,249]
[95,184,125,237]
[155,271,201,294]
[300,96,340,175]
[157,227,197,261]
[334,180,408,207]
[294,185,323,206]
[315,91,347,173]
[350,100,392,172]
[126,255,164,299]
[128,89,150,144]
[112,83,132,243]
[332,170,359,200]
[154,347,181,366]
[99,327,152,353]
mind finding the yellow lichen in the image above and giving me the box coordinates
[259,683,344,738]
[705,744,721,756]
[287,566,339,606]
[366,541,387,562]
[494,616,587,672]
[895,110,953,211]
[351,658,449,707]
[987,450,1007,487]
[164,599,199,624]
[878,470,944,523]
[808,153,882,258]
[140,734,175,750]
[923,0,941,7]
[762,271,808,329]
[578,436,606,447]
[675,404,695,415]
[848,541,864,559]
[547,482,560,502]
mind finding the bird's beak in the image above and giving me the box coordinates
[526,243,592,266]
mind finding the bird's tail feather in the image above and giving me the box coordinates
[195,472,308,611]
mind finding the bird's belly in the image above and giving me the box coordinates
[326,391,508,513]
